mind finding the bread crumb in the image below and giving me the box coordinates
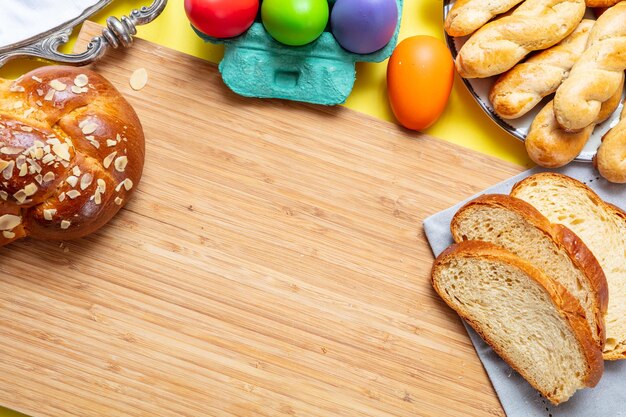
[130,68,148,91]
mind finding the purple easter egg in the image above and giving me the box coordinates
[331,0,398,54]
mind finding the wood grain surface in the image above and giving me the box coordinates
[0,21,523,417]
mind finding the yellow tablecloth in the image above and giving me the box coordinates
[0,0,530,416]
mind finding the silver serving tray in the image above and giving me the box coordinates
[0,0,167,67]
[442,0,625,163]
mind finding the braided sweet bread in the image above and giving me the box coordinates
[525,78,624,167]
[489,20,594,119]
[0,66,144,246]
[455,0,586,78]
[554,1,626,131]
[444,0,525,37]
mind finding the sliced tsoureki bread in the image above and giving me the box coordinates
[512,173,626,360]
[432,241,604,404]
[450,194,608,348]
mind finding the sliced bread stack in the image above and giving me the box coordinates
[431,173,620,404]
[512,173,626,360]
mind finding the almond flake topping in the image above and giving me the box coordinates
[1,147,22,155]
[103,151,117,169]
[43,209,57,221]
[13,101,23,109]
[81,122,97,135]
[66,176,78,187]
[20,126,32,132]
[72,166,81,176]
[71,85,82,94]
[10,85,25,92]
[42,154,55,164]
[32,76,43,83]
[23,108,35,118]
[24,183,37,196]
[106,139,117,147]
[66,190,81,199]
[58,192,66,202]
[18,164,27,177]
[2,161,15,180]
[0,191,7,200]
[97,178,106,192]
[114,197,123,205]
[52,143,70,161]
[36,88,44,96]
[0,160,9,171]
[0,214,21,230]
[80,173,93,190]
[60,220,71,229]
[130,68,148,91]
[49,79,66,91]
[44,89,55,101]
[43,172,55,182]
[74,74,89,87]
[13,190,27,204]
[2,231,15,239]
[114,156,128,172]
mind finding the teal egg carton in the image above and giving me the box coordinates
[193,0,403,105]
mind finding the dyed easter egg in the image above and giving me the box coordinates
[184,0,259,39]
[261,0,329,46]
[331,0,398,54]
[387,36,454,131]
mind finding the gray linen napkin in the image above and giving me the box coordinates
[423,162,626,417]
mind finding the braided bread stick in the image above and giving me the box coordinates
[489,20,594,119]
[554,1,626,131]
[0,66,144,246]
[455,0,586,78]
[526,76,624,167]
[445,0,525,37]
[597,102,626,182]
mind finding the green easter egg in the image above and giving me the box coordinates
[261,0,329,46]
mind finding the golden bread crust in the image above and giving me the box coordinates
[0,66,144,245]
[455,0,586,78]
[432,241,604,403]
[450,194,608,348]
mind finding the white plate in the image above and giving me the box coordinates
[442,3,626,162]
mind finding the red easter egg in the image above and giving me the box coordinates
[185,0,259,39]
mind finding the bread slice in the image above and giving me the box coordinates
[450,194,608,348]
[432,241,604,404]
[512,173,626,360]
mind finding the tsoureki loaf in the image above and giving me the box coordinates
[0,66,144,246]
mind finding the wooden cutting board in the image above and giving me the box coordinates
[0,22,524,417]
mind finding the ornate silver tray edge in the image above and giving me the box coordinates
[0,0,167,68]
